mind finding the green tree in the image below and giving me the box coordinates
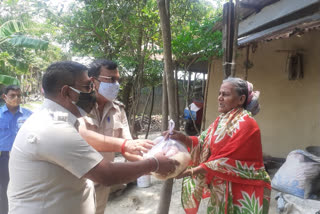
[0,1,66,95]
[38,0,224,132]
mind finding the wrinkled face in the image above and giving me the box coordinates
[218,82,245,114]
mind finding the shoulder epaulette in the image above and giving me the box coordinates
[113,100,125,108]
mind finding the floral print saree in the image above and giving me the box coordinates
[181,108,271,214]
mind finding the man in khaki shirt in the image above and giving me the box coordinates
[8,61,178,214]
[80,59,150,214]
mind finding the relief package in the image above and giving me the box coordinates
[145,120,191,180]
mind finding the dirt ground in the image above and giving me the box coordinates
[104,132,279,214]
[105,177,279,214]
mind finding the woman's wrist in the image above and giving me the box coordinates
[184,135,193,148]
[189,168,194,177]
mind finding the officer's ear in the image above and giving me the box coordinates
[92,78,100,91]
[60,85,70,99]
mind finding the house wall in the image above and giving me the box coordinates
[205,30,320,157]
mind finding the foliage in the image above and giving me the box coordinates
[0,0,226,109]
[172,18,223,62]
[0,20,49,50]
[0,74,20,85]
[0,0,66,91]
[41,0,224,87]
[171,0,225,65]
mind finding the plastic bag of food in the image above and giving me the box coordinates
[145,120,191,180]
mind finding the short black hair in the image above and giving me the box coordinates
[88,59,118,78]
[4,85,20,94]
[42,61,88,97]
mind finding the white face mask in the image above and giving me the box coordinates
[98,82,120,101]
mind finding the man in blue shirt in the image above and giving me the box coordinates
[0,85,32,214]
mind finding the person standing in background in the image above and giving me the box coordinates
[0,85,32,214]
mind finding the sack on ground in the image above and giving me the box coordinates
[271,150,320,199]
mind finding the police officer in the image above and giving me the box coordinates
[78,59,154,214]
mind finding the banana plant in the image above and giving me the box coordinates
[0,20,49,85]
[0,74,20,85]
[0,20,49,50]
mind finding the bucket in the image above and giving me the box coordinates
[137,175,151,188]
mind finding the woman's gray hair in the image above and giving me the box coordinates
[223,77,260,115]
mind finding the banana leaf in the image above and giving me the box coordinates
[0,74,20,86]
[7,35,49,51]
[0,20,49,50]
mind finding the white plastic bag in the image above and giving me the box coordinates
[145,120,191,180]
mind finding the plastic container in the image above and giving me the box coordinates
[137,175,151,188]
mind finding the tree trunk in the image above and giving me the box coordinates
[145,86,155,139]
[161,73,169,132]
[174,67,180,122]
[122,77,133,113]
[141,88,152,131]
[127,0,148,138]
[157,0,179,127]
[157,0,179,213]
[186,70,191,108]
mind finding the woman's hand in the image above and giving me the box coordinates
[175,166,207,179]
[162,130,192,148]
[175,168,192,179]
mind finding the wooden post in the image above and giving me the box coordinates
[222,1,234,79]
[244,45,250,80]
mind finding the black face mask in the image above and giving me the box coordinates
[69,86,96,114]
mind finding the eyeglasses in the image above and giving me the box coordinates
[96,75,120,83]
[70,82,94,92]
[6,94,22,99]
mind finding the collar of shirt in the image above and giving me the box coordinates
[41,98,78,126]
[0,104,23,115]
[101,101,117,121]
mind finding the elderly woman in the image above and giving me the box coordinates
[170,77,271,214]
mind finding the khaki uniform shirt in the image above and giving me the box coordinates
[85,100,132,162]
[8,99,103,214]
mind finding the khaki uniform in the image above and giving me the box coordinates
[8,99,103,214]
[85,100,132,214]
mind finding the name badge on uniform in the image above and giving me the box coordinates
[17,118,26,129]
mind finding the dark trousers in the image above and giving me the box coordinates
[0,152,9,214]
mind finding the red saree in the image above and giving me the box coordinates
[181,108,271,214]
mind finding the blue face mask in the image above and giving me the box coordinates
[98,82,120,101]
[69,86,96,115]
